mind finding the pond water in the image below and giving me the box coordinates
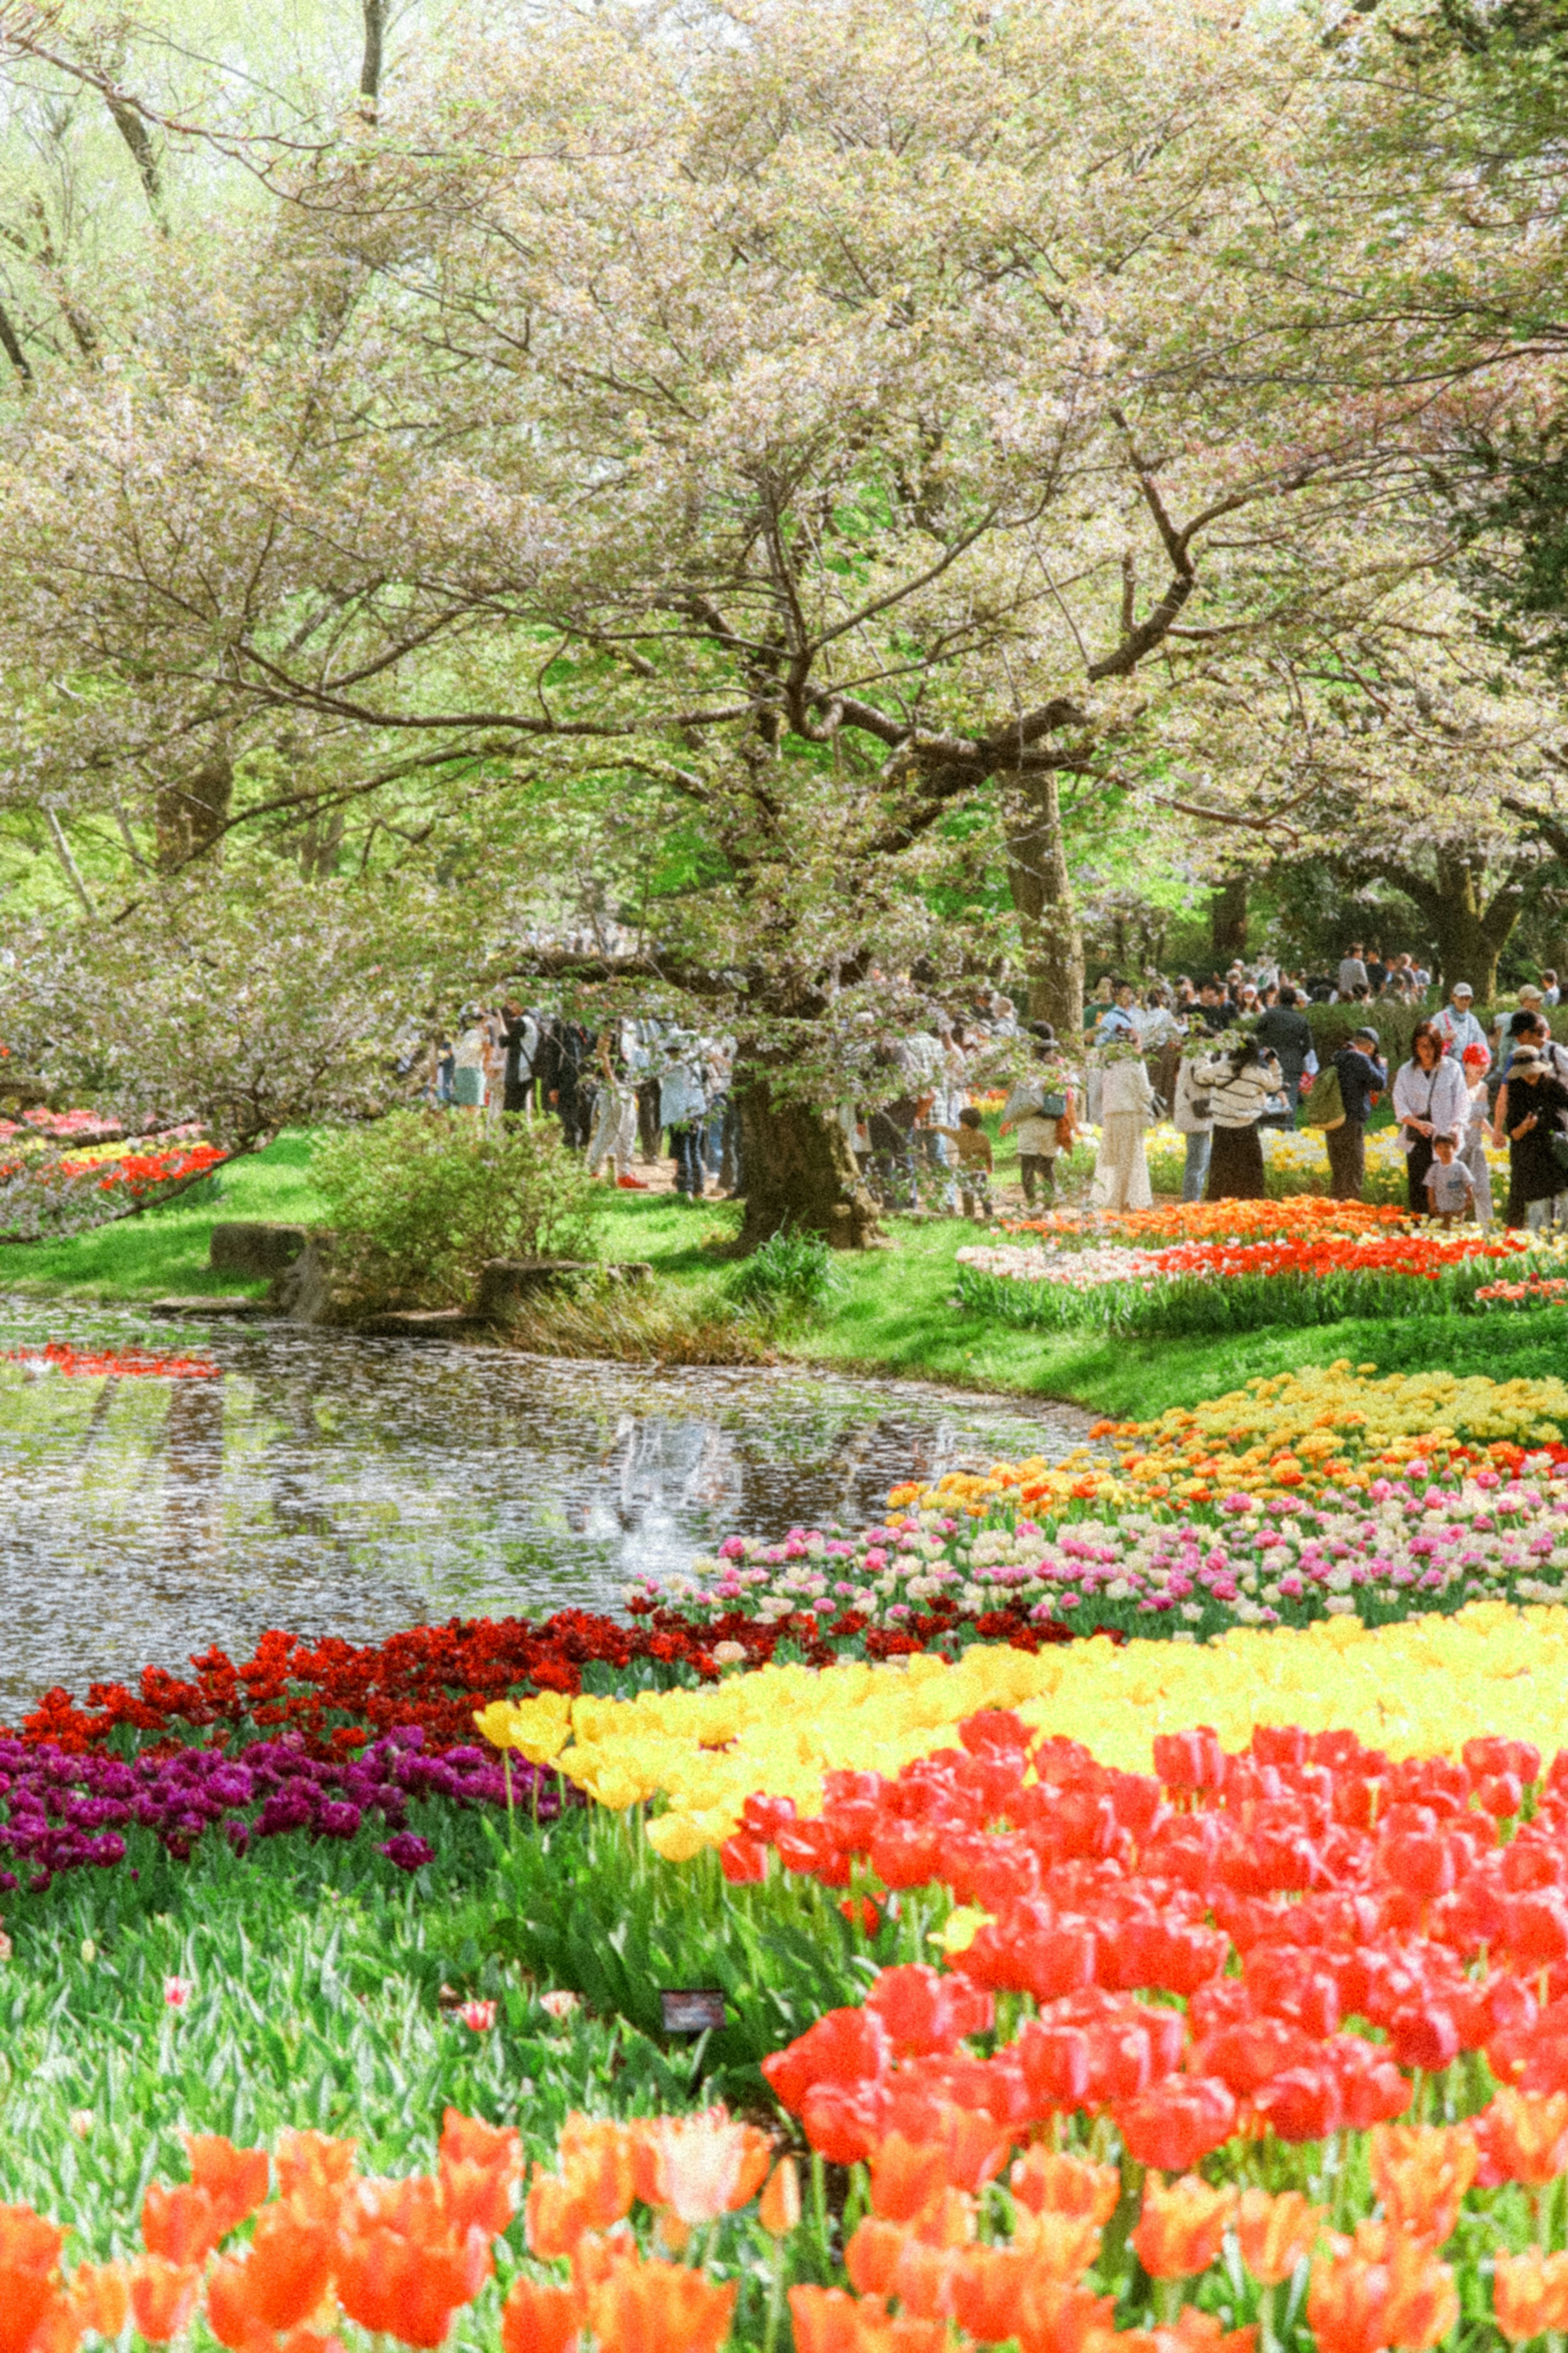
[0,1297,1092,1717]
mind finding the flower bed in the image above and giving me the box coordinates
[0,1727,555,1894]
[954,1229,1559,1337]
[481,1600,1568,1854]
[629,1369,1568,1646]
[0,1129,226,1239]
[1004,1200,1411,1246]
[1135,1117,1510,1202]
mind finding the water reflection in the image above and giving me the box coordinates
[0,1299,1091,1715]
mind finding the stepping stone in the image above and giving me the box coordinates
[147,1296,269,1319]
[355,1308,491,1340]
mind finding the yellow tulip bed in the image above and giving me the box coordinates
[479,1599,1568,1859]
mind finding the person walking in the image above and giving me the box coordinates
[450,1008,490,1112]
[999,1037,1074,1207]
[659,1039,710,1200]
[1173,1041,1216,1203]
[1194,1033,1283,1201]
[1392,1019,1468,1216]
[1432,982,1489,1068]
[1326,1025,1388,1202]
[1089,1043,1156,1213]
[585,1031,644,1188]
[1336,943,1369,999]
[1254,986,1314,1127]
[1494,1043,1568,1229]
[499,1000,539,1115]
[1459,1044,1495,1226]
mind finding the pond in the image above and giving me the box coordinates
[0,1298,1093,1717]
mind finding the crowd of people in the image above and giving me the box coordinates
[430,952,1568,1230]
[1088,956,1568,1227]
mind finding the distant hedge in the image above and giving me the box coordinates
[1304,999,1568,1065]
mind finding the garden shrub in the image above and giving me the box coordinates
[312,1109,601,1308]
[722,1224,844,1325]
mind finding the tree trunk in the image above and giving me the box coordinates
[156,743,233,872]
[1005,772,1084,1037]
[1424,852,1524,1001]
[734,1075,881,1253]
[1210,875,1247,964]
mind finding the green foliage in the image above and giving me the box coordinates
[312,1110,602,1308]
[474,1806,934,2105]
[722,1226,844,1327]
[952,1258,1548,1340]
[0,1812,697,2292]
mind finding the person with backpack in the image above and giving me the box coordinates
[998,1037,1075,1207]
[1493,1043,1568,1229]
[1310,1025,1386,1201]
[1173,1039,1216,1203]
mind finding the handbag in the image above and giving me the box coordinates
[1038,1089,1067,1120]
[1550,1124,1568,1186]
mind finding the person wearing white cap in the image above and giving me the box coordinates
[1432,983,1489,1068]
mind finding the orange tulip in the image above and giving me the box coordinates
[1010,2150,1120,2227]
[1476,2092,1568,2190]
[337,2220,490,2347]
[526,2176,595,2263]
[869,2138,948,2224]
[66,2260,130,2342]
[1131,2178,1236,2281]
[1308,2224,1458,2353]
[554,2124,639,2231]
[0,2208,65,2278]
[499,2276,584,2353]
[441,2159,517,2242]
[788,2287,873,2353]
[758,2158,801,2237]
[1368,2126,1477,2245]
[587,2254,736,2353]
[336,2181,491,2350]
[437,2115,522,2240]
[845,2219,907,2299]
[1494,2248,1568,2341]
[1118,2313,1256,2353]
[274,2133,358,2226]
[439,2113,521,2181]
[951,2245,1038,2342]
[1014,2273,1117,2353]
[0,2274,60,2353]
[186,2137,271,2240]
[891,2239,962,2322]
[215,2201,336,2337]
[128,2257,204,2346]
[1235,2188,1324,2286]
[1013,2209,1103,2279]
[141,2183,223,2268]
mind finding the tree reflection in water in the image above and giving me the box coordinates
[0,1302,1090,1715]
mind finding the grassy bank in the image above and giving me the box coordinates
[2,1133,1563,1417]
[0,1133,327,1298]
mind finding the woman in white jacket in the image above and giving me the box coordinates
[1392,1022,1468,1217]
[1089,1046,1156,1213]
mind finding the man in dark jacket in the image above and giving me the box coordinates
[1327,1025,1387,1200]
[1254,986,1314,1127]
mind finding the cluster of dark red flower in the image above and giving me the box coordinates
[11,1593,1091,1759]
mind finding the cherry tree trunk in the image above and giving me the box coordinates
[734,1077,881,1253]
[1005,772,1084,1037]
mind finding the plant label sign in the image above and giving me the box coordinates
[660,1988,726,2035]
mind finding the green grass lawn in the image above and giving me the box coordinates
[0,1133,328,1299]
[2,1131,1562,1418]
